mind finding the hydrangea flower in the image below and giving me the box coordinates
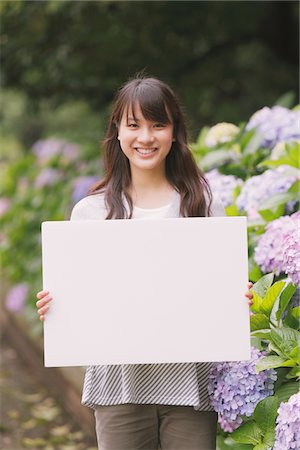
[246,106,300,148]
[0,198,11,217]
[32,138,80,165]
[72,176,99,204]
[205,169,243,207]
[254,211,300,276]
[5,283,29,313]
[274,392,300,450]
[208,347,277,432]
[236,166,297,219]
[205,122,240,147]
[34,168,61,188]
[282,215,300,285]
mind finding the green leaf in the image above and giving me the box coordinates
[259,205,284,222]
[261,281,285,317]
[292,306,300,320]
[248,258,263,283]
[258,192,295,212]
[289,345,300,364]
[275,91,296,108]
[270,327,300,358]
[250,314,270,331]
[288,179,300,193]
[225,204,240,216]
[200,149,238,171]
[276,283,297,321]
[259,158,292,168]
[256,355,288,372]
[231,421,262,445]
[275,381,300,403]
[243,131,264,155]
[268,341,283,356]
[287,367,300,379]
[252,274,274,298]
[251,330,271,340]
[253,443,271,450]
[216,436,252,450]
[253,396,278,434]
[262,429,276,447]
[251,292,263,313]
[283,308,299,329]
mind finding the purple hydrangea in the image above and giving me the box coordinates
[5,283,29,313]
[32,138,80,165]
[236,166,297,219]
[205,170,243,207]
[34,168,61,188]
[254,211,300,276]
[282,215,300,286]
[274,392,300,450]
[208,347,277,432]
[72,176,99,204]
[246,106,300,148]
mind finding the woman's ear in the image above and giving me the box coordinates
[172,138,176,142]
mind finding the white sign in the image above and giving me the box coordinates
[41,217,250,367]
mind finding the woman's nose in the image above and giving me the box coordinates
[137,127,154,143]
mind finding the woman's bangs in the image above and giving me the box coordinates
[129,87,172,125]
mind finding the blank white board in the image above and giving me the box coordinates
[41,217,250,367]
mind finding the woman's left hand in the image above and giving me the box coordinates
[245,282,253,307]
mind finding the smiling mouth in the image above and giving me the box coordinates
[135,147,158,155]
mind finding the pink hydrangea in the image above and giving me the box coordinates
[254,211,300,276]
[274,392,300,450]
[0,198,11,217]
[283,215,300,285]
[34,168,61,188]
[32,138,79,165]
[5,283,28,313]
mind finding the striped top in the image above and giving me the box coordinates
[70,190,225,411]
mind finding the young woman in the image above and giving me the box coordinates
[36,75,253,450]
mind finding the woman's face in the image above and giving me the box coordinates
[118,102,174,175]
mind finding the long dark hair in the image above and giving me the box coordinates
[90,75,212,219]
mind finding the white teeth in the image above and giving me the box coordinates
[136,148,157,155]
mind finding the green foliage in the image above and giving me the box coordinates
[230,397,279,449]
[249,277,300,379]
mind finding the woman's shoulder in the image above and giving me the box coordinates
[70,191,107,220]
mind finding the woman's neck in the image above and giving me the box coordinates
[129,168,174,208]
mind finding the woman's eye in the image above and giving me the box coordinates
[128,123,138,128]
[154,123,165,128]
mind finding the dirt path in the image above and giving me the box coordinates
[0,335,98,450]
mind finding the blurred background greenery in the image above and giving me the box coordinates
[1,0,298,150]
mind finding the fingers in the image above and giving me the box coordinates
[36,295,52,308]
[36,291,52,321]
[36,290,49,300]
[38,303,51,320]
[245,282,254,306]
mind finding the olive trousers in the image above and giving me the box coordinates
[94,404,217,450]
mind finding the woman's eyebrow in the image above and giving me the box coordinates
[127,116,139,121]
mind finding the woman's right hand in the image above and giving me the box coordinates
[36,290,52,321]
